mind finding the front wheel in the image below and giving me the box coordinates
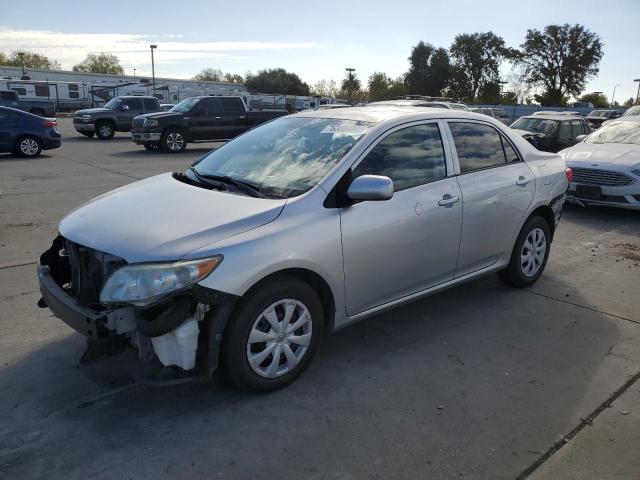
[221,278,324,392]
[15,136,42,158]
[498,216,551,288]
[95,121,115,140]
[161,129,186,152]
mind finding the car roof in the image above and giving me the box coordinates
[295,105,489,124]
[521,114,583,121]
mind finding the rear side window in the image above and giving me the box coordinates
[353,123,447,191]
[222,97,245,112]
[559,121,571,139]
[201,98,223,114]
[35,85,50,97]
[449,122,506,173]
[124,98,144,110]
[143,98,157,110]
[570,120,583,137]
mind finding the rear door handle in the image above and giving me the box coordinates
[516,176,531,186]
[438,194,460,207]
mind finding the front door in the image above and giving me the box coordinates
[191,97,222,140]
[446,121,535,276]
[340,122,463,316]
[118,97,145,130]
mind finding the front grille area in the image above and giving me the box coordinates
[132,117,145,129]
[571,167,634,186]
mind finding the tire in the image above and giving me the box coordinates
[143,144,160,151]
[95,121,115,140]
[15,136,42,158]
[81,132,95,138]
[221,278,324,392]
[498,216,551,288]
[161,128,186,152]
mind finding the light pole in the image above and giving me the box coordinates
[635,79,640,105]
[610,84,620,107]
[150,44,157,96]
[133,68,137,77]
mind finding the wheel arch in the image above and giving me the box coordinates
[95,117,116,128]
[14,134,42,152]
[238,268,336,333]
[527,204,556,241]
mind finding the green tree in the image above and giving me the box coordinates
[406,42,451,96]
[515,24,603,106]
[4,50,60,70]
[445,66,473,101]
[193,68,223,81]
[623,97,636,108]
[388,75,408,98]
[73,53,123,74]
[244,68,310,95]
[368,72,391,101]
[0,52,7,65]
[449,32,510,100]
[224,73,244,83]
[579,92,609,108]
[341,70,361,103]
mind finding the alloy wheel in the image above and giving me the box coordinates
[520,227,546,277]
[98,125,113,138]
[246,299,312,378]
[20,138,39,156]
[166,132,184,151]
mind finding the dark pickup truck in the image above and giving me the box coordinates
[0,90,56,117]
[131,96,288,152]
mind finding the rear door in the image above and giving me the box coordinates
[190,97,222,140]
[557,120,574,150]
[220,97,248,139]
[445,121,535,276]
[340,121,463,315]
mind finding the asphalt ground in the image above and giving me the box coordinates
[1,118,639,480]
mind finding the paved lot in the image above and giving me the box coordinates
[1,118,639,480]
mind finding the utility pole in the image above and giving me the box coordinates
[635,79,640,105]
[150,44,157,96]
[17,51,26,79]
[610,84,620,107]
[133,68,137,77]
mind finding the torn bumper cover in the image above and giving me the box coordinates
[37,236,237,378]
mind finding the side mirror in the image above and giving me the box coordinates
[347,175,394,202]
[121,104,130,111]
[576,134,587,142]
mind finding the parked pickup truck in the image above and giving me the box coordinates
[0,90,56,117]
[73,96,161,139]
[131,96,288,152]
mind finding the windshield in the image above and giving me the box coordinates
[511,117,558,134]
[190,116,372,198]
[104,98,122,110]
[585,121,640,145]
[450,103,470,111]
[170,97,200,113]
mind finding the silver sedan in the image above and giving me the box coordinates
[38,106,569,391]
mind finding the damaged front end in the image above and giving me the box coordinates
[37,235,236,384]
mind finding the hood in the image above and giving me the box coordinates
[512,129,549,139]
[75,107,112,116]
[136,111,182,120]
[562,142,640,168]
[59,173,287,263]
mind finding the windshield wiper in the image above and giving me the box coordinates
[188,167,269,198]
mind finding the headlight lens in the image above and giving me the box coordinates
[81,114,92,119]
[100,256,222,306]
[144,118,159,127]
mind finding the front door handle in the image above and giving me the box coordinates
[516,176,531,186]
[438,194,460,207]
[215,116,221,119]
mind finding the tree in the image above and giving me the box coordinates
[579,92,609,108]
[224,73,243,83]
[368,72,391,101]
[310,79,339,98]
[405,42,450,96]
[449,32,510,100]
[341,70,361,103]
[388,75,408,98]
[515,24,603,106]
[3,50,60,70]
[623,97,636,108]
[0,52,7,65]
[244,68,310,95]
[193,68,223,81]
[73,53,124,74]
[445,66,473,101]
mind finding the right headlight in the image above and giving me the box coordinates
[144,118,159,127]
[99,256,222,306]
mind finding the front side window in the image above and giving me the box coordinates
[353,123,447,191]
[104,98,122,109]
[559,121,571,139]
[449,122,506,173]
[143,98,157,110]
[170,97,198,112]
[191,117,372,198]
[11,87,27,96]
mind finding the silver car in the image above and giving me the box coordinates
[561,116,640,210]
[37,107,569,391]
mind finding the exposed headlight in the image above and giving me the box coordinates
[100,257,222,306]
[144,118,159,127]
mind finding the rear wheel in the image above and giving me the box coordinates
[221,278,324,392]
[95,121,115,140]
[498,216,551,288]
[161,128,186,152]
[15,136,42,158]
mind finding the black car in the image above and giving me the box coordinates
[510,114,591,153]
[0,106,61,157]
[585,109,622,129]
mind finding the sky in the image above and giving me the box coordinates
[0,0,638,102]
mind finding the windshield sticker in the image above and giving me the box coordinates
[320,124,368,136]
